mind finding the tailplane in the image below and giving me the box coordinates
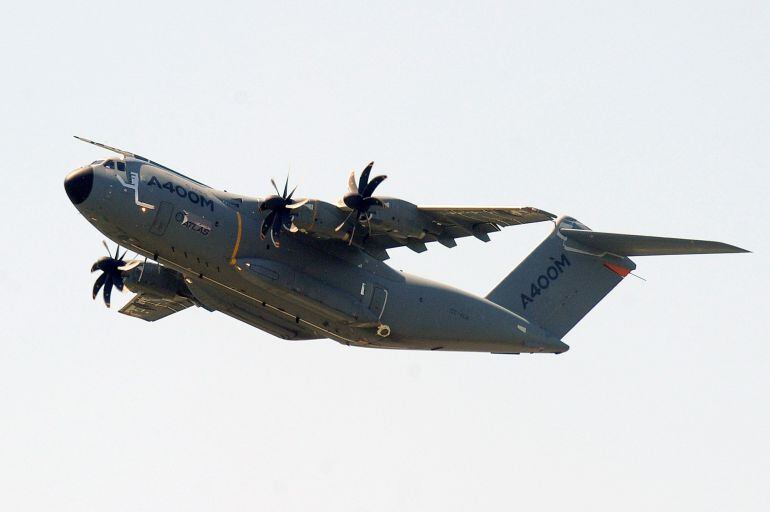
[486,217,748,338]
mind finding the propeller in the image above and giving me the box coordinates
[90,241,129,308]
[259,176,308,248]
[335,162,387,243]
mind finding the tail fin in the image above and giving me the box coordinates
[486,216,748,338]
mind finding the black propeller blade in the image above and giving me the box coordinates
[259,176,308,248]
[336,162,387,243]
[90,242,128,308]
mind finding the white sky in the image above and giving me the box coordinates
[1,1,768,510]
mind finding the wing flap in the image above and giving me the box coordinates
[119,293,195,322]
[418,206,555,227]
[351,206,554,259]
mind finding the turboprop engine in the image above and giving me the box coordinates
[262,165,432,243]
[291,198,431,241]
[366,197,431,239]
[290,200,351,241]
[122,261,192,299]
[89,241,193,307]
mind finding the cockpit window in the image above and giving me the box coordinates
[90,160,103,165]
[104,160,115,169]
[116,161,125,172]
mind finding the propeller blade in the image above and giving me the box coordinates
[102,240,111,257]
[103,274,114,308]
[119,249,128,261]
[262,176,303,247]
[114,244,120,259]
[260,210,276,240]
[359,162,374,193]
[113,274,124,292]
[270,213,283,248]
[362,175,387,198]
[365,214,373,238]
[348,221,357,245]
[279,211,294,231]
[347,171,358,194]
[335,209,355,232]
[138,257,147,282]
[117,260,142,272]
[342,193,363,211]
[285,198,308,209]
[92,273,107,299]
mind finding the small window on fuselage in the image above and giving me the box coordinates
[116,161,125,172]
[104,160,115,169]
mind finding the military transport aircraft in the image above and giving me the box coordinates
[64,137,748,354]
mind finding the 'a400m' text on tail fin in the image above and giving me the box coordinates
[486,217,633,338]
[486,216,747,338]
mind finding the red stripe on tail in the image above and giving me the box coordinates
[604,262,631,277]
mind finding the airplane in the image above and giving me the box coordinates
[64,136,748,354]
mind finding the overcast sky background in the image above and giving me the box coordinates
[1,1,768,511]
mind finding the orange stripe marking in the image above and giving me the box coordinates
[229,211,242,265]
[604,262,631,277]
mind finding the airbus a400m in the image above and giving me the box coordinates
[64,137,748,354]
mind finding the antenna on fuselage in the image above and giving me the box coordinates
[73,136,211,188]
[74,136,169,169]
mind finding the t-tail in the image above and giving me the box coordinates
[487,216,748,339]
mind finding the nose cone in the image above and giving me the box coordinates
[64,166,93,205]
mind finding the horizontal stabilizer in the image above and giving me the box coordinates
[560,229,749,256]
[487,216,748,339]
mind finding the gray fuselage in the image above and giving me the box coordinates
[65,157,568,354]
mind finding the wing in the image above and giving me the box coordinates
[360,206,555,259]
[418,205,555,231]
[119,293,195,322]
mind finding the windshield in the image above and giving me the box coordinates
[103,160,126,172]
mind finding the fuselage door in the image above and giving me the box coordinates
[149,201,174,236]
[369,286,388,321]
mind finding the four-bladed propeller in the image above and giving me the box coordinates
[259,176,308,248]
[90,241,128,308]
[335,162,387,243]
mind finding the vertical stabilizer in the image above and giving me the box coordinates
[486,217,636,338]
[487,216,747,338]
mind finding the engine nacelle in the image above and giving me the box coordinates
[367,198,430,239]
[291,198,431,241]
[122,261,188,299]
[291,200,350,241]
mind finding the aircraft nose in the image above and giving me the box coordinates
[64,166,94,205]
